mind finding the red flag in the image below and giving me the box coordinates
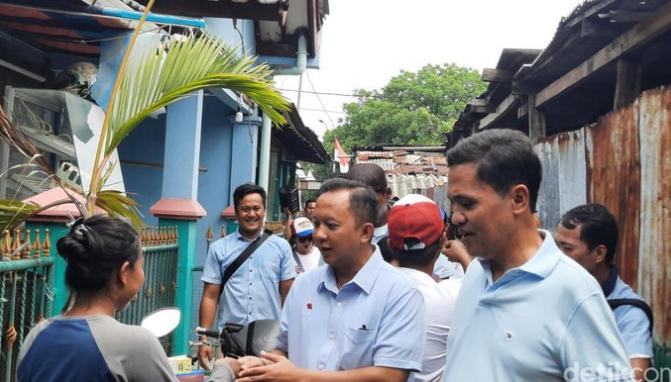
[334,138,350,173]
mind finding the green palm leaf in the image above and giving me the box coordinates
[95,190,143,228]
[0,199,40,232]
[104,34,290,159]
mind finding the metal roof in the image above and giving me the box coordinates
[0,1,204,59]
[387,174,448,199]
[451,0,671,143]
[355,150,448,175]
[273,104,330,164]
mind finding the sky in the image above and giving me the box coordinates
[275,0,584,141]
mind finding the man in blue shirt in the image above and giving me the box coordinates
[198,183,296,369]
[236,178,425,382]
[555,203,653,381]
[442,129,633,381]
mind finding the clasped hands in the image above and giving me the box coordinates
[234,351,303,382]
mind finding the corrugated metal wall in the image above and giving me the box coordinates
[535,85,671,364]
[535,129,587,230]
[636,87,671,358]
[586,104,642,292]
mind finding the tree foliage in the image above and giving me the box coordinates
[324,63,486,153]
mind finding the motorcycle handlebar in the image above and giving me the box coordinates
[196,327,220,338]
[197,322,245,339]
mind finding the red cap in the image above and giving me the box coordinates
[388,194,444,250]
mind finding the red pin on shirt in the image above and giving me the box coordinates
[307,303,313,310]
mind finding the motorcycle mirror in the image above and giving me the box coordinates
[141,308,181,337]
[229,319,280,356]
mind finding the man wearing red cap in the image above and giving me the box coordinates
[387,194,461,382]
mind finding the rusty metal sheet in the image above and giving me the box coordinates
[535,129,588,231]
[535,139,560,230]
[585,100,641,294]
[636,86,671,348]
[557,129,587,216]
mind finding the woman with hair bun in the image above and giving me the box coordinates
[16,215,235,382]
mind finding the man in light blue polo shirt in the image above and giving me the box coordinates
[198,183,296,369]
[442,130,633,382]
[237,178,425,382]
[555,204,653,381]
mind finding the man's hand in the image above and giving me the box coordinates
[198,343,213,370]
[442,237,473,271]
[236,351,304,382]
[238,355,270,370]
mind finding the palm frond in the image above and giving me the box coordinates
[0,200,40,232]
[104,33,290,159]
[0,104,54,175]
[95,190,144,228]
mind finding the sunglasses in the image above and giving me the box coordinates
[297,235,313,243]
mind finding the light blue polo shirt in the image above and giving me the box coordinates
[202,230,296,330]
[606,273,653,359]
[441,230,634,382]
[276,247,425,373]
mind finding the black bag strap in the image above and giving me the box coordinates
[608,298,654,335]
[219,230,272,299]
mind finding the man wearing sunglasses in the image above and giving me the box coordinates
[290,217,323,274]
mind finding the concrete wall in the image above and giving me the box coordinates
[118,116,166,227]
[195,96,235,264]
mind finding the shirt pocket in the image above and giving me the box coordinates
[260,253,282,277]
[339,326,377,369]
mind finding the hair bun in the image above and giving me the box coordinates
[56,215,141,293]
[56,233,90,263]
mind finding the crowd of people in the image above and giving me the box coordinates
[15,129,653,382]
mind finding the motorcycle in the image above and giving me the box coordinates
[141,308,279,365]
[196,320,280,359]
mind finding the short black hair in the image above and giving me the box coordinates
[57,215,141,292]
[304,198,316,208]
[559,203,619,263]
[344,163,388,193]
[447,129,542,212]
[233,183,266,209]
[391,238,442,268]
[318,178,377,227]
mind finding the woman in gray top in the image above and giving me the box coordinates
[17,216,234,382]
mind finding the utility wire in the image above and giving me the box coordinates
[278,87,473,102]
[299,107,346,114]
[305,70,336,129]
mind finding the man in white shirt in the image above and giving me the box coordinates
[387,194,461,382]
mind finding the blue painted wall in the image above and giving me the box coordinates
[205,18,256,56]
[111,17,263,265]
[195,96,235,264]
[118,116,166,227]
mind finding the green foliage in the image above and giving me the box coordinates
[0,199,40,232]
[325,63,486,152]
[106,34,289,159]
[92,32,290,209]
